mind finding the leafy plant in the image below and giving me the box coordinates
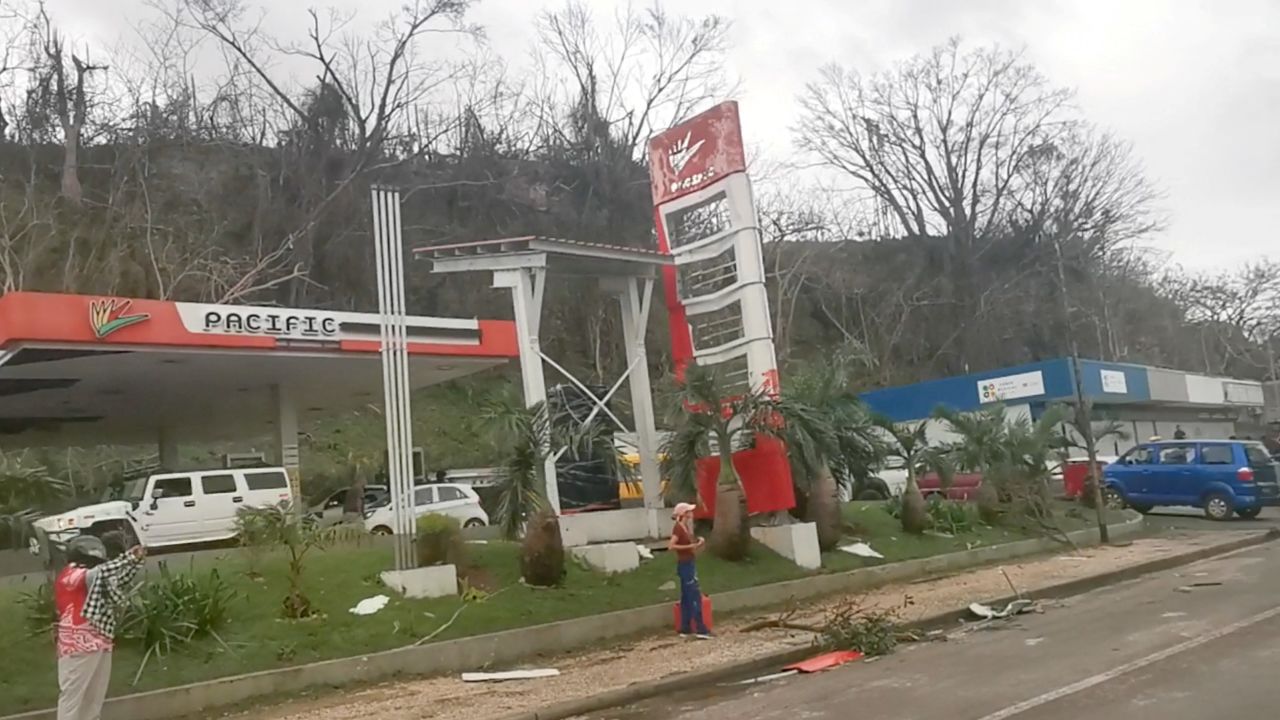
[17,582,56,638]
[0,457,71,550]
[926,497,975,535]
[820,597,902,658]
[415,513,464,567]
[661,363,787,561]
[120,562,237,684]
[872,417,951,534]
[235,503,358,618]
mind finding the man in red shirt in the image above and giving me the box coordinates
[54,535,145,720]
[669,502,711,638]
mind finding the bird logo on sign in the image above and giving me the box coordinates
[89,298,150,339]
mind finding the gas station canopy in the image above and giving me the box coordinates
[0,292,517,447]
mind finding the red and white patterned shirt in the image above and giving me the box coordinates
[54,566,114,658]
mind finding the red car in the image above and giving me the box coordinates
[917,472,983,501]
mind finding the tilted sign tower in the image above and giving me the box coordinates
[647,101,795,513]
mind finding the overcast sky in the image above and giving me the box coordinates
[46,0,1280,270]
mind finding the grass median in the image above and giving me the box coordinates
[0,500,1107,714]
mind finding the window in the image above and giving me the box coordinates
[1158,445,1194,465]
[201,474,237,495]
[1124,447,1155,465]
[324,489,349,509]
[1245,444,1274,467]
[244,470,289,490]
[1200,445,1234,465]
[414,487,435,506]
[153,477,192,498]
[436,486,465,502]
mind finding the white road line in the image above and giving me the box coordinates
[975,604,1280,720]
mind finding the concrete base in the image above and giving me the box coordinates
[751,522,821,570]
[381,565,458,599]
[559,508,668,547]
[570,542,641,574]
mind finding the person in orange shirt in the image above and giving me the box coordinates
[669,503,711,638]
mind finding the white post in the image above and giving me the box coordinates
[611,276,663,537]
[494,266,559,513]
[371,186,417,570]
[157,427,179,470]
[271,384,301,506]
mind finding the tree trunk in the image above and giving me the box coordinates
[806,464,842,551]
[708,450,750,561]
[60,123,83,206]
[900,469,928,534]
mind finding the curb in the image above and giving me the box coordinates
[0,516,1144,720]
[489,529,1279,720]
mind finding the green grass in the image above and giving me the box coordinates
[0,500,1117,713]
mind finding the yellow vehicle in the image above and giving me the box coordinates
[619,453,669,502]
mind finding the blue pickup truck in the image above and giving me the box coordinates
[1103,440,1280,521]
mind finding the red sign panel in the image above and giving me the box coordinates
[647,101,748,206]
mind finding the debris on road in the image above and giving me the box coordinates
[967,599,1035,620]
[1175,581,1223,593]
[838,542,885,559]
[784,650,864,673]
[731,669,799,686]
[636,544,655,561]
[461,669,560,683]
[349,595,390,616]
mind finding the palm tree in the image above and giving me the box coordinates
[871,417,949,534]
[781,359,886,550]
[661,363,780,561]
[0,456,69,551]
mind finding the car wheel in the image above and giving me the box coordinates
[371,526,393,536]
[1236,507,1262,520]
[1203,494,1233,521]
[1128,504,1153,514]
[463,519,485,529]
[1101,487,1126,509]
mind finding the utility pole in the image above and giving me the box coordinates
[1054,235,1110,544]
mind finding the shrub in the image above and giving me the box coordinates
[121,562,238,683]
[521,507,565,587]
[926,497,976,535]
[17,582,56,637]
[416,513,464,567]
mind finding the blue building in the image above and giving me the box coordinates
[860,358,1267,455]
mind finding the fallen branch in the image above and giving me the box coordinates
[740,618,823,634]
[413,604,467,646]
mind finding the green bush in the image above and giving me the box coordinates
[926,497,976,535]
[415,513,464,567]
[17,582,55,637]
[121,562,238,682]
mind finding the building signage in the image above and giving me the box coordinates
[1100,369,1128,394]
[89,298,150,339]
[647,101,748,206]
[978,371,1046,404]
[201,308,339,337]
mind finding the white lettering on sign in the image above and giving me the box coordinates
[1100,369,1128,394]
[977,371,1046,404]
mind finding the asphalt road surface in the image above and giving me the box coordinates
[581,539,1280,720]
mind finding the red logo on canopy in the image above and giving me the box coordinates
[647,101,747,206]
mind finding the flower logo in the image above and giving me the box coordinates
[90,298,150,339]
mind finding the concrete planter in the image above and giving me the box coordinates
[750,522,821,570]
[570,543,641,574]
[381,565,458,599]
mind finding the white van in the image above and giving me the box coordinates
[34,467,294,550]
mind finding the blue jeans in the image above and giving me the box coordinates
[677,560,708,634]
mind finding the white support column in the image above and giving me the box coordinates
[271,384,302,506]
[157,427,179,470]
[608,276,663,536]
[494,265,560,513]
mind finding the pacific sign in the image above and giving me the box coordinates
[176,303,342,340]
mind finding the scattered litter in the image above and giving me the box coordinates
[924,530,954,539]
[732,670,799,686]
[1161,612,1188,618]
[784,650,864,673]
[462,669,560,683]
[659,581,677,591]
[1025,637,1044,646]
[465,540,489,545]
[838,542,885,559]
[348,595,390,616]
[968,599,1035,620]
[1057,556,1090,561]
[1175,582,1222,593]
[636,544,654,561]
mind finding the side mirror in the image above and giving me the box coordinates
[150,488,163,510]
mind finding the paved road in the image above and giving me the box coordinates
[582,540,1280,720]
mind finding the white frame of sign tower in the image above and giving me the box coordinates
[418,236,671,536]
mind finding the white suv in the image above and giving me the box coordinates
[364,483,488,534]
[33,467,294,550]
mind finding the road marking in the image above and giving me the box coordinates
[975,604,1280,720]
